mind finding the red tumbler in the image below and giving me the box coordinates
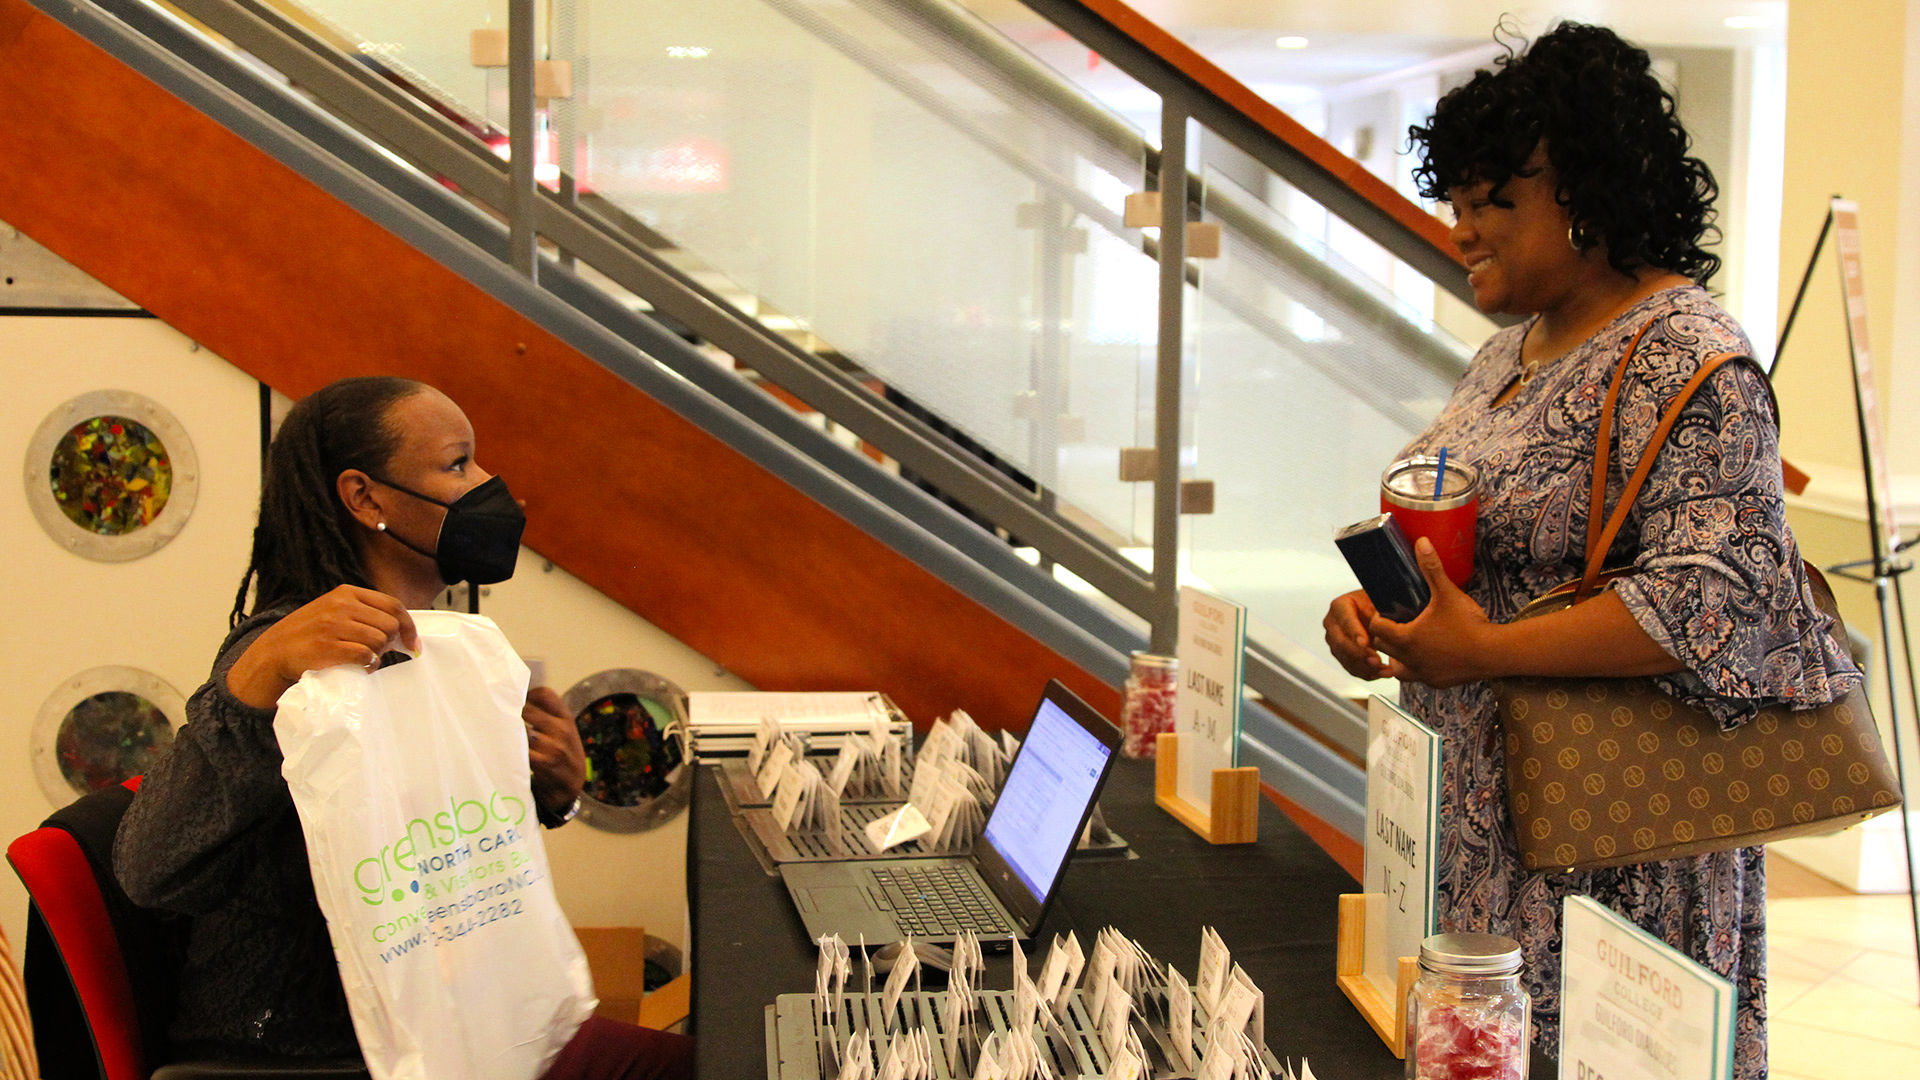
[1381,456,1480,587]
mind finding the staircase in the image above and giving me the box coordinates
[0,0,1488,850]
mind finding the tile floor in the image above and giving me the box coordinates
[1766,854,1920,1077]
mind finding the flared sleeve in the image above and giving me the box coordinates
[1601,312,1862,727]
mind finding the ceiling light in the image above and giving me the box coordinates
[1722,15,1773,29]
[1275,36,1310,50]
[666,45,711,59]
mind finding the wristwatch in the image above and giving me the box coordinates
[538,795,582,828]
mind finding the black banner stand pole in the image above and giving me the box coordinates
[1885,576,1920,999]
[1831,555,1920,1001]
[1786,199,1920,998]
[1770,203,1835,377]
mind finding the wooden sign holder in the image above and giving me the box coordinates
[1153,731,1259,844]
[1335,893,1417,1057]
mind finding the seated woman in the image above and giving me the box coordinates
[114,376,693,1079]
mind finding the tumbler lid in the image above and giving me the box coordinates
[1128,651,1178,670]
[1381,455,1479,510]
[1419,933,1522,976]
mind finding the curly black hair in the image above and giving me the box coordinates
[1408,20,1721,284]
[230,376,424,627]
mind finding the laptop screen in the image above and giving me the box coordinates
[979,694,1114,904]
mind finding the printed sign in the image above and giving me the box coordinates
[1363,696,1439,999]
[1560,895,1734,1080]
[1830,199,1900,559]
[1175,587,1246,813]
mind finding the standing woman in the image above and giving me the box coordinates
[115,376,693,1078]
[1322,23,1858,1078]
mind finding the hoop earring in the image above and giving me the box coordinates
[1568,225,1586,252]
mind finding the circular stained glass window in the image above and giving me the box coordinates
[25,390,198,561]
[33,666,186,804]
[50,415,173,533]
[55,691,175,793]
[562,669,692,833]
[578,691,686,806]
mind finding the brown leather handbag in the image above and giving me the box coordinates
[1491,326,1901,872]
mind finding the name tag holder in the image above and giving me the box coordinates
[1337,696,1441,1057]
[1155,587,1260,844]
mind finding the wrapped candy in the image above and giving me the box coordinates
[1119,652,1178,759]
[1411,1003,1526,1080]
[1406,934,1529,1080]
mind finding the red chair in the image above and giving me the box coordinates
[7,781,364,1080]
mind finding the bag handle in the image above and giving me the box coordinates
[1581,321,1653,572]
[1576,321,1746,601]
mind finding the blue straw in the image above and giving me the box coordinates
[1433,447,1448,499]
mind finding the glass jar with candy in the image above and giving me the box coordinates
[1118,651,1178,758]
[1406,932,1529,1080]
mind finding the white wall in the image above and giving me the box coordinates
[1,315,257,958]
[1774,0,1918,475]
[0,313,746,963]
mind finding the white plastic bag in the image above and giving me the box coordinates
[276,610,594,1080]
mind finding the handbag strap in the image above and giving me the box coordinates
[1576,322,1747,601]
[1582,321,1657,572]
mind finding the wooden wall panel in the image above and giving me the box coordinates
[0,0,1119,727]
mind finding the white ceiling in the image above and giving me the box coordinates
[966,0,1787,101]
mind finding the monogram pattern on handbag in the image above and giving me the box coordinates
[1499,672,1900,870]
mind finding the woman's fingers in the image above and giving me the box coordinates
[1325,591,1391,679]
[1367,614,1407,657]
[524,695,587,808]
[1366,554,1496,688]
[265,586,421,680]
[1411,537,1462,604]
[340,586,420,654]
[388,605,420,654]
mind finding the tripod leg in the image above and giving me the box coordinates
[1878,576,1920,1000]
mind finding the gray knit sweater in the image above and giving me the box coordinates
[113,607,360,1059]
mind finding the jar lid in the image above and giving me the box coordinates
[1128,651,1178,670]
[1419,933,1522,975]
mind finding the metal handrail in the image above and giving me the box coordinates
[143,0,1376,753]
[129,0,1391,755]
[240,0,1468,400]
[847,0,1472,379]
[1027,0,1470,301]
[153,0,1157,612]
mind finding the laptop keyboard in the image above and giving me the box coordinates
[866,864,1010,937]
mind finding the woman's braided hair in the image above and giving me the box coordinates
[230,376,424,627]
[1408,20,1721,284]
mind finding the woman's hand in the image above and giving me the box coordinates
[525,685,587,818]
[1324,589,1393,680]
[226,585,420,708]
[1367,538,1499,687]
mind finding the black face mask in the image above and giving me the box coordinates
[370,474,526,585]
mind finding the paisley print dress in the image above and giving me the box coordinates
[1396,285,1860,1079]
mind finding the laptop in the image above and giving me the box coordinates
[742,800,961,867]
[779,680,1120,948]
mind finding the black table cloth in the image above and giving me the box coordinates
[686,757,1554,1078]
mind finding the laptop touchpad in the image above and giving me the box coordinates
[799,886,870,914]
